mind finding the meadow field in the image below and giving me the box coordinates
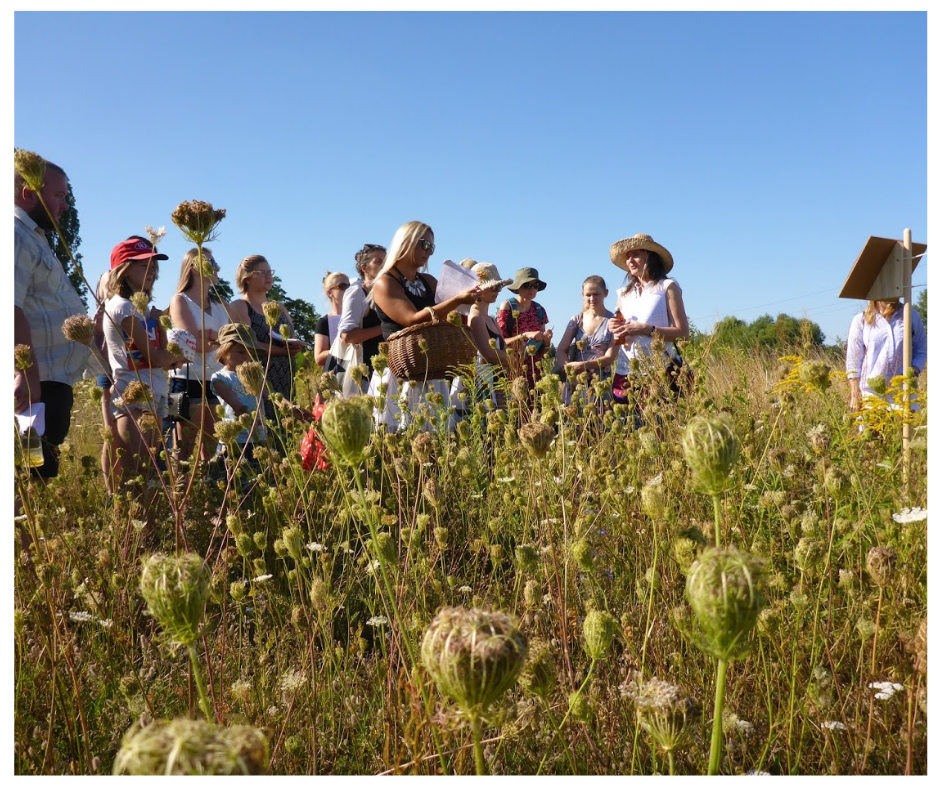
[12,341,928,775]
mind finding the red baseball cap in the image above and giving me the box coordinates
[110,237,169,270]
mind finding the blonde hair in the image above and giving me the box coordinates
[235,255,269,294]
[323,271,349,293]
[175,247,221,301]
[367,222,432,306]
[864,300,899,325]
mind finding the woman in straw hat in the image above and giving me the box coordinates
[608,233,689,411]
[496,267,553,395]
[459,259,514,408]
[368,221,482,431]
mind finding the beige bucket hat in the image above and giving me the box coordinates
[460,259,513,291]
[610,233,674,274]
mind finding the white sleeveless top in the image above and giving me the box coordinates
[169,293,229,381]
[615,278,679,375]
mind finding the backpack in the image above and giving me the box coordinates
[502,297,548,352]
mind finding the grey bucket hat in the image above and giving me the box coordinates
[508,267,547,293]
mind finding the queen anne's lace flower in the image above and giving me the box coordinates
[892,507,927,524]
[869,681,903,700]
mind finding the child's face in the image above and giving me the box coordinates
[225,343,253,368]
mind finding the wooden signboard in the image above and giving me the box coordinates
[839,235,925,301]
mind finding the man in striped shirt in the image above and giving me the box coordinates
[14,158,88,478]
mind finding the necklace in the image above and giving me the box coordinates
[404,276,427,298]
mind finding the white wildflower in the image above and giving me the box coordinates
[869,681,903,700]
[624,486,636,495]
[821,721,846,731]
[496,476,515,484]
[253,574,273,583]
[144,225,167,245]
[98,618,114,629]
[735,719,754,733]
[892,507,927,524]
[458,585,472,594]
[539,518,561,525]
[306,542,326,553]
[367,615,388,626]
[278,668,307,696]
[69,611,94,623]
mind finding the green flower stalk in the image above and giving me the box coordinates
[421,607,527,774]
[320,396,373,466]
[685,546,766,775]
[113,717,268,775]
[139,553,213,721]
[623,677,701,773]
[582,609,617,661]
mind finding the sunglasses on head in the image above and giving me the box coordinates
[418,239,435,253]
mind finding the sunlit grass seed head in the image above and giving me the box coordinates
[139,552,211,648]
[215,420,242,445]
[61,314,95,345]
[421,606,528,717]
[681,414,740,496]
[129,291,151,315]
[685,546,766,661]
[171,200,227,245]
[320,396,373,466]
[519,422,554,459]
[582,609,617,661]
[866,546,898,589]
[14,148,47,192]
[113,717,268,775]
[236,361,265,397]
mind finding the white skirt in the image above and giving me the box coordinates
[367,369,456,432]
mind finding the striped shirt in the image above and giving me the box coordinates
[14,206,89,385]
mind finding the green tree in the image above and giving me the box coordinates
[915,288,927,334]
[45,181,88,308]
[268,276,320,345]
[211,277,235,304]
[710,313,823,350]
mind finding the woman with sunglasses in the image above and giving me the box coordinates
[228,254,302,421]
[368,221,481,430]
[314,271,351,367]
[337,243,386,384]
[497,267,553,394]
[168,247,232,462]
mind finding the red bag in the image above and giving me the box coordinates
[300,395,330,471]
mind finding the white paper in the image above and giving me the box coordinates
[15,402,46,436]
[435,259,480,316]
[271,330,309,347]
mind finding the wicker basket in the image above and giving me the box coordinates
[386,320,477,382]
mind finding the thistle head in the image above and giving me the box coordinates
[113,717,268,775]
[685,546,766,661]
[319,396,373,465]
[61,314,96,345]
[681,414,740,495]
[171,200,226,245]
[139,553,211,647]
[866,546,898,589]
[518,422,554,459]
[421,606,528,717]
[582,609,617,661]
[236,361,265,397]
[14,148,46,192]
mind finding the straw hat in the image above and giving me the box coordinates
[460,259,513,291]
[216,322,262,352]
[508,267,547,293]
[610,233,674,274]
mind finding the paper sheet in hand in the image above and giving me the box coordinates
[15,402,46,436]
[435,259,479,315]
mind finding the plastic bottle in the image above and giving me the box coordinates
[23,427,45,468]
[612,309,627,346]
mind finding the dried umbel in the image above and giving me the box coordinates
[511,376,529,403]
[641,476,667,520]
[794,538,826,578]
[412,431,433,464]
[113,717,268,775]
[519,640,556,699]
[236,361,265,398]
[798,360,832,392]
[421,607,528,716]
[582,609,617,660]
[122,380,152,406]
[914,616,927,674]
[866,546,898,589]
[14,148,47,192]
[129,291,151,315]
[262,300,281,328]
[685,546,766,661]
[367,532,398,566]
[171,200,227,245]
[623,677,701,755]
[139,553,211,647]
[61,314,96,345]
[518,422,554,459]
[14,344,33,371]
[423,476,442,508]
[319,396,373,466]
[681,414,740,495]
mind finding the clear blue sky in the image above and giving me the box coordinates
[13,9,928,346]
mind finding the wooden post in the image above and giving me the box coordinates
[901,229,913,496]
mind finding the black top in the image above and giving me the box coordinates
[373,270,437,340]
[315,315,330,337]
